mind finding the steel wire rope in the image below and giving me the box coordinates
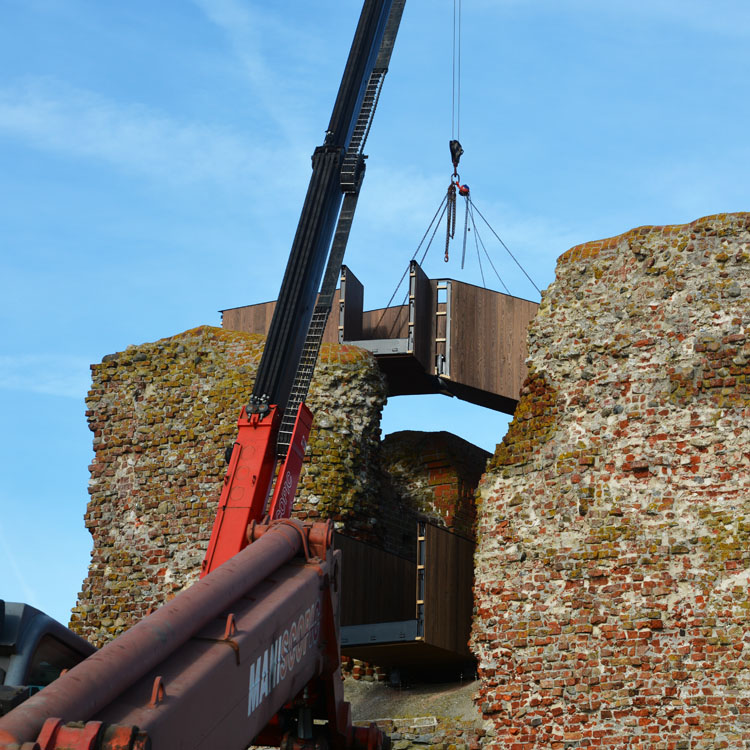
[452,0,462,140]
[469,199,542,296]
[457,0,462,140]
[468,202,510,295]
[376,0,470,333]
[374,194,449,335]
[384,199,449,337]
[451,1,456,139]
[461,194,469,269]
[469,203,486,289]
[418,198,450,267]
[475,231,486,289]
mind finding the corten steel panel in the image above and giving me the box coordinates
[423,524,474,658]
[410,261,432,371]
[322,290,341,344]
[447,282,538,402]
[339,265,363,341]
[362,306,408,340]
[334,533,415,626]
[221,292,341,345]
[220,271,539,412]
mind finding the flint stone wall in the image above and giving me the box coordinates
[472,213,750,749]
[72,326,485,647]
[71,326,388,646]
[381,430,490,541]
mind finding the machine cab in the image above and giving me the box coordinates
[0,600,95,716]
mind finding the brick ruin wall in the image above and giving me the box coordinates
[472,213,750,749]
[71,327,390,644]
[381,430,489,541]
[72,326,485,647]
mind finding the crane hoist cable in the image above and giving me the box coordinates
[445,1,541,295]
[377,0,540,319]
[445,0,467,263]
[376,190,541,333]
[452,0,462,142]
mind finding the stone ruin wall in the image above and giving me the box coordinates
[68,212,750,748]
[71,325,486,647]
[381,430,488,541]
[473,213,750,749]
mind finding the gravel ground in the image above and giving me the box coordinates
[345,678,480,723]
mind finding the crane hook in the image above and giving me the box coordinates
[449,139,464,172]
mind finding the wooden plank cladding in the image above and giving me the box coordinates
[221,299,277,338]
[220,262,539,415]
[447,282,539,409]
[221,290,340,345]
[338,521,476,671]
[334,532,415,627]
[361,305,408,340]
[423,523,474,658]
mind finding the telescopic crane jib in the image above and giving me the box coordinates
[0,2,405,749]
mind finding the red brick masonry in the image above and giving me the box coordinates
[72,327,485,647]
[472,214,750,749]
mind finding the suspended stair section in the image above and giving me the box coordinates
[222,261,539,416]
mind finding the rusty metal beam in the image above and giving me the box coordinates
[0,522,312,748]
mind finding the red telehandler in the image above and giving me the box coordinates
[0,2,405,747]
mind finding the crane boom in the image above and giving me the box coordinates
[201,0,404,576]
[250,0,403,416]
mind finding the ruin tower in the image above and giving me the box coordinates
[473,213,750,748]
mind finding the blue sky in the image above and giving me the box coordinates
[1,0,749,626]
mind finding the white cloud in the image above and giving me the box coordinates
[0,78,270,187]
[0,354,91,399]
[189,0,319,143]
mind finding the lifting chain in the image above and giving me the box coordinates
[445,181,457,262]
[445,140,468,263]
